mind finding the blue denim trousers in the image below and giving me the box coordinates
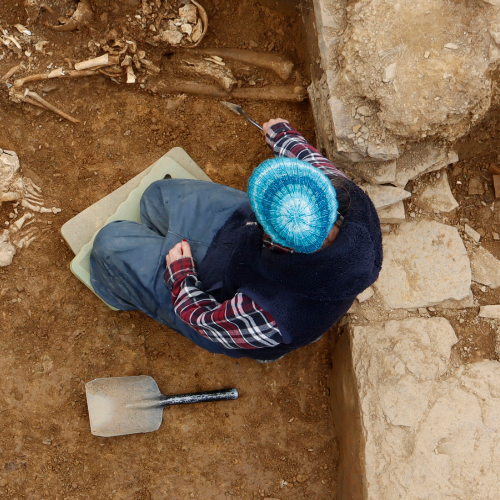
[90,179,250,357]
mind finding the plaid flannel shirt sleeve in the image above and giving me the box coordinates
[164,258,282,349]
[266,122,347,179]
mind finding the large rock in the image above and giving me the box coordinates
[394,143,459,188]
[338,0,496,142]
[331,317,500,500]
[351,160,397,185]
[374,220,471,309]
[414,170,459,212]
[362,184,410,209]
[470,246,500,288]
[377,200,405,224]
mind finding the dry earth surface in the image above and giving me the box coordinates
[0,1,338,499]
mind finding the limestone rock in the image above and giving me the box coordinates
[414,170,458,212]
[351,160,396,184]
[374,220,471,309]
[362,184,410,209]
[465,224,481,243]
[490,23,500,44]
[328,96,365,155]
[382,62,397,83]
[366,141,399,161]
[482,0,500,6]
[338,0,496,142]
[470,246,500,288]
[479,305,500,319]
[435,291,475,310]
[395,143,459,188]
[377,200,405,224]
[331,317,500,500]
[357,286,374,303]
[357,105,374,117]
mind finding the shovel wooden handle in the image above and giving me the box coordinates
[157,388,238,407]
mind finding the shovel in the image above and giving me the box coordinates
[220,101,263,131]
[85,375,238,437]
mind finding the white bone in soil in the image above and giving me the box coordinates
[0,149,61,267]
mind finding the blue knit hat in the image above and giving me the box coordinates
[248,158,338,253]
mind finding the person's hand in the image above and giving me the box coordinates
[166,240,192,267]
[262,118,289,135]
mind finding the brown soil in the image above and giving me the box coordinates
[0,1,339,499]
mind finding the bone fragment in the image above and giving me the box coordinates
[140,59,161,74]
[52,0,93,32]
[0,191,23,203]
[16,234,37,249]
[121,55,132,67]
[126,65,136,84]
[182,58,236,91]
[190,0,208,47]
[204,57,225,66]
[24,177,42,193]
[14,69,98,89]
[24,196,43,206]
[1,64,23,82]
[176,48,294,80]
[12,213,33,232]
[51,207,61,214]
[23,90,80,123]
[48,67,65,78]
[3,35,22,50]
[150,81,307,101]
[15,24,31,36]
[22,199,41,212]
[74,54,119,71]
[40,207,53,213]
[51,19,78,32]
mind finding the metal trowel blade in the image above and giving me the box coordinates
[220,101,244,116]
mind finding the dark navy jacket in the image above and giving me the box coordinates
[198,179,383,360]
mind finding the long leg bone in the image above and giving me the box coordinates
[13,69,99,89]
[13,90,80,123]
[149,81,307,102]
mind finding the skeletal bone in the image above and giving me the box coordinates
[11,213,33,232]
[74,54,120,71]
[1,63,24,82]
[181,57,236,91]
[22,199,42,212]
[14,227,38,249]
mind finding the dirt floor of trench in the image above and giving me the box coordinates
[0,1,339,499]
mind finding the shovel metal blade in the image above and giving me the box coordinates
[86,376,164,437]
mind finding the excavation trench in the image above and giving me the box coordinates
[0,0,343,499]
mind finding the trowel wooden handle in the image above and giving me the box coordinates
[158,388,238,407]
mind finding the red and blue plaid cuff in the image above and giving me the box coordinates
[164,257,198,294]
